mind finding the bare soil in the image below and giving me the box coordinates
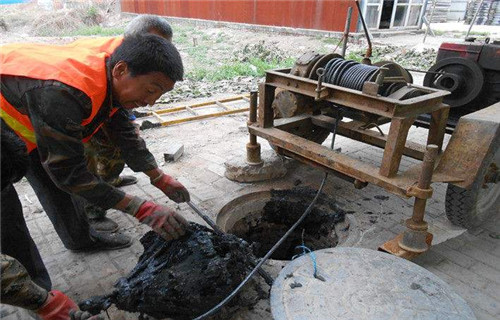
[0,1,465,111]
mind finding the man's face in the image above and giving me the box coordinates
[112,61,175,109]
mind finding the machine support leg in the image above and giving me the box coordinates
[427,107,449,152]
[258,83,275,128]
[399,144,439,253]
[380,117,415,177]
[247,91,263,165]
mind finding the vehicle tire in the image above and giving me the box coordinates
[445,148,499,229]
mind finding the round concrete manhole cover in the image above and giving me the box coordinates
[271,247,475,320]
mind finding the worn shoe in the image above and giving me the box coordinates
[72,231,132,252]
[111,175,138,188]
[89,217,119,233]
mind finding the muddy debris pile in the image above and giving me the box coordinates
[231,187,347,260]
[79,223,264,319]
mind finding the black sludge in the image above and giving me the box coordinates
[79,223,257,319]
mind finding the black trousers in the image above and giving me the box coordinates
[25,151,95,250]
[1,184,51,291]
[1,151,97,291]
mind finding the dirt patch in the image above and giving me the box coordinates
[79,223,265,319]
[228,187,346,260]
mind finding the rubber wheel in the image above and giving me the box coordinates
[445,148,500,229]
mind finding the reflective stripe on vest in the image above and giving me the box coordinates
[0,37,123,151]
[0,95,37,152]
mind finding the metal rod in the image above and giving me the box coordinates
[249,91,258,123]
[466,0,485,39]
[355,0,372,60]
[341,7,353,57]
[247,90,262,164]
[405,68,445,75]
[423,0,437,43]
[187,201,224,235]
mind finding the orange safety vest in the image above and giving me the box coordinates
[0,37,123,152]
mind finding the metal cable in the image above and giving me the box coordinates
[192,111,343,320]
[323,58,379,90]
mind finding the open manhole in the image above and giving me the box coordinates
[217,187,354,260]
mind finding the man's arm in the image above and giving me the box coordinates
[25,85,188,239]
[105,108,158,172]
[107,110,190,203]
[25,85,126,209]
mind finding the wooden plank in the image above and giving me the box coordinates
[152,94,249,115]
[160,107,249,127]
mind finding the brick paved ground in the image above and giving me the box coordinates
[1,106,498,319]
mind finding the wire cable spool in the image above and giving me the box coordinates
[323,58,379,91]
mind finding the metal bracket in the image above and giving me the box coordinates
[315,68,330,101]
[406,185,433,199]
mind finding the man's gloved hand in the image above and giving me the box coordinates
[151,173,190,203]
[135,201,188,241]
[70,310,105,320]
[36,290,78,320]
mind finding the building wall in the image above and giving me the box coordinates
[447,0,468,21]
[120,0,360,32]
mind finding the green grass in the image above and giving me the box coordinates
[321,36,342,45]
[63,25,124,37]
[186,45,209,62]
[186,57,295,81]
[345,51,363,62]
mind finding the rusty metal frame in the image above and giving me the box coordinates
[247,68,461,259]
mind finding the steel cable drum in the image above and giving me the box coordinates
[338,64,363,88]
[423,57,484,108]
[308,53,343,80]
[332,60,358,86]
[331,62,380,91]
[325,58,344,84]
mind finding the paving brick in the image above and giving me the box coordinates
[211,176,244,194]
[425,267,499,317]
[433,260,495,296]
[207,162,226,177]
[430,244,477,268]
[461,231,499,253]
[460,243,499,269]
[469,261,500,285]
[163,142,184,162]
[190,184,225,202]
[413,249,447,267]
[198,152,227,165]
[191,168,221,185]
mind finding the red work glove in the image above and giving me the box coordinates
[151,173,190,203]
[36,290,78,320]
[135,201,188,241]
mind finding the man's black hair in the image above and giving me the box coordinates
[110,34,183,82]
